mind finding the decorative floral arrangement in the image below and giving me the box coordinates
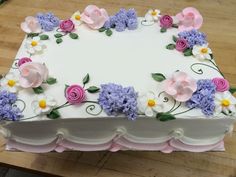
[1,5,235,122]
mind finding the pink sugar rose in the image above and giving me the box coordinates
[81,5,109,30]
[18,57,32,67]
[65,85,86,104]
[163,71,197,102]
[175,38,188,52]
[60,19,75,32]
[19,62,49,88]
[21,16,42,34]
[176,7,203,31]
[212,78,230,92]
[160,15,173,29]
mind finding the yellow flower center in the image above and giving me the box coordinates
[221,99,230,107]
[31,41,38,47]
[151,11,157,16]
[39,99,47,109]
[75,15,81,20]
[200,48,208,54]
[147,99,156,107]
[7,80,16,87]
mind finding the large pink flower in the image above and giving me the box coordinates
[19,62,48,88]
[163,71,197,102]
[175,7,203,31]
[21,16,42,33]
[65,85,86,104]
[81,5,109,29]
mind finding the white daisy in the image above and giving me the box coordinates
[71,10,82,26]
[138,91,163,117]
[192,44,212,60]
[25,36,46,55]
[145,9,161,22]
[214,91,236,115]
[31,94,57,115]
[0,72,20,93]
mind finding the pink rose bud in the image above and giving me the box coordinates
[60,19,75,32]
[19,62,49,88]
[81,5,109,29]
[212,78,230,92]
[160,15,173,29]
[65,85,86,104]
[175,38,188,52]
[18,57,32,67]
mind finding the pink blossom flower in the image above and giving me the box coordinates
[163,71,197,102]
[176,7,203,31]
[81,5,109,29]
[175,38,188,52]
[18,57,32,67]
[59,19,75,32]
[21,16,42,34]
[19,62,48,88]
[65,85,86,104]
[212,78,230,92]
[160,15,173,29]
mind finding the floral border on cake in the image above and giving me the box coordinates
[0,5,236,122]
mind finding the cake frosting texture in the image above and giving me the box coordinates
[0,5,235,152]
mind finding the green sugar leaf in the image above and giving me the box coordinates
[39,34,49,40]
[172,35,178,42]
[151,73,166,82]
[160,28,167,33]
[156,113,176,122]
[99,27,106,32]
[166,44,176,50]
[183,48,193,56]
[27,33,39,38]
[54,33,63,38]
[229,87,236,94]
[87,86,100,93]
[69,33,79,39]
[105,29,113,36]
[83,74,90,85]
[47,109,60,119]
[56,38,63,44]
[46,77,57,85]
[33,86,44,94]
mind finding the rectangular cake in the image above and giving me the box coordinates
[0,5,235,153]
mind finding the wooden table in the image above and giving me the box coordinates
[0,0,236,176]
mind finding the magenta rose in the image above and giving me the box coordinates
[19,62,49,88]
[60,19,75,32]
[175,38,188,52]
[160,15,173,29]
[212,78,230,92]
[18,57,32,67]
[65,85,86,104]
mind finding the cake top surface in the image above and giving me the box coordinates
[1,5,236,122]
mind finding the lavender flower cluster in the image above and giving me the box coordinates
[178,29,207,49]
[0,90,22,121]
[36,12,60,31]
[103,8,138,32]
[98,83,138,120]
[186,79,216,116]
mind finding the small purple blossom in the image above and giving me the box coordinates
[36,12,60,31]
[98,83,138,120]
[103,8,138,32]
[186,79,216,116]
[178,29,207,49]
[0,90,22,121]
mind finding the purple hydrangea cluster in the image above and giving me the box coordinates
[98,83,138,120]
[186,79,216,116]
[0,90,22,121]
[178,29,207,49]
[36,12,60,31]
[103,8,138,32]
